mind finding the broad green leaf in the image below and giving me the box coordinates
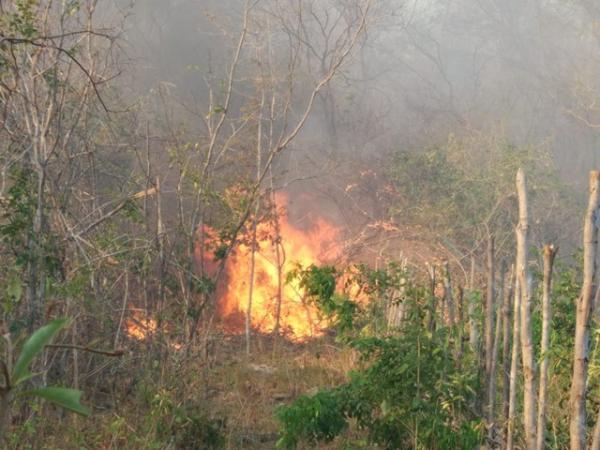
[21,387,90,416]
[12,318,71,385]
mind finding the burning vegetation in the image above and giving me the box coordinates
[216,193,342,341]
[123,193,343,345]
[125,311,158,342]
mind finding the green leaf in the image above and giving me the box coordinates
[12,318,71,385]
[21,387,90,416]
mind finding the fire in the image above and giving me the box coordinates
[125,310,158,341]
[217,193,341,340]
[125,310,183,350]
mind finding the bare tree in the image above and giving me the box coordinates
[0,1,121,329]
[569,171,600,450]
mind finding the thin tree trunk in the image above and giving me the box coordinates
[516,168,538,450]
[502,265,515,444]
[488,262,506,440]
[485,234,495,386]
[246,214,258,355]
[26,166,47,330]
[388,266,407,329]
[569,171,600,450]
[156,177,167,336]
[427,264,437,332]
[397,258,408,326]
[536,244,557,450]
[143,121,151,316]
[270,166,284,337]
[443,261,456,327]
[246,91,265,354]
[457,285,465,363]
[506,277,521,450]
[72,319,79,391]
[272,209,283,336]
[469,256,480,354]
[114,271,129,349]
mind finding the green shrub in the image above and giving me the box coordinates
[277,327,484,449]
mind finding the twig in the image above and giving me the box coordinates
[45,344,124,357]
[1,35,111,112]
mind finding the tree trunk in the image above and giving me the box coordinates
[502,265,515,444]
[569,171,600,450]
[388,267,407,329]
[468,256,481,354]
[269,165,284,338]
[516,168,537,449]
[246,214,258,355]
[488,262,506,440]
[427,264,437,332]
[26,166,47,330]
[485,234,495,385]
[246,91,265,354]
[536,244,557,450]
[156,177,168,336]
[272,207,284,336]
[443,261,456,327]
[457,285,465,363]
[506,277,521,450]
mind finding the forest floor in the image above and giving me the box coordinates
[16,333,361,450]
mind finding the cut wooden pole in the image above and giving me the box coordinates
[536,244,557,450]
[516,168,537,449]
[569,171,600,450]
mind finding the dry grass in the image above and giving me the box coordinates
[197,334,359,449]
[15,333,361,450]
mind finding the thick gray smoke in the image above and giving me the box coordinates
[118,1,600,182]
[103,0,599,264]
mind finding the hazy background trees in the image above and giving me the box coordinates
[109,0,600,262]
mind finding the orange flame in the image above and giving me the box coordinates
[217,193,341,340]
[125,310,158,341]
[125,310,183,350]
